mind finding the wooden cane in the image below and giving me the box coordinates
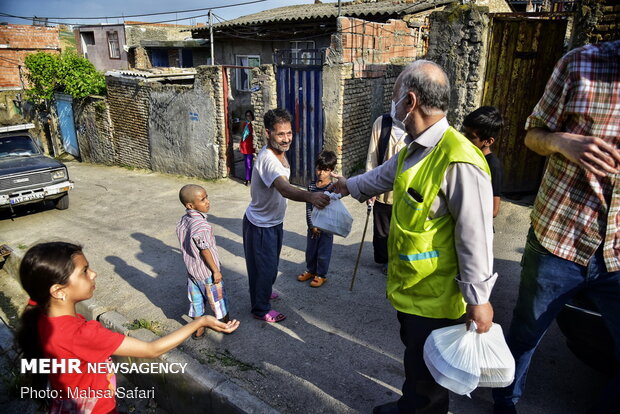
[350,202,372,291]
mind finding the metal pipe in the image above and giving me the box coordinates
[209,10,215,65]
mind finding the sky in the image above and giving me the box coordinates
[0,0,341,27]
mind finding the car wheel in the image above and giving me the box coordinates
[55,194,69,210]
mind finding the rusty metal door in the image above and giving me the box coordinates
[276,63,323,186]
[482,16,568,194]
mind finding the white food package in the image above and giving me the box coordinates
[310,192,353,237]
[423,322,515,396]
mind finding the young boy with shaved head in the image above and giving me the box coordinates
[176,184,231,339]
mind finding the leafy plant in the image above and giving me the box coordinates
[23,51,106,106]
[126,319,163,336]
[23,52,60,105]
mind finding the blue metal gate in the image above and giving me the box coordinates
[276,65,323,186]
[54,93,80,157]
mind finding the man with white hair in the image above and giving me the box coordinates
[331,60,496,414]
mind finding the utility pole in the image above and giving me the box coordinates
[338,0,342,17]
[209,9,214,65]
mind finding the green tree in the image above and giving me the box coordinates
[23,52,60,105]
[58,52,106,99]
[24,51,106,106]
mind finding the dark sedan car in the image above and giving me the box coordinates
[0,131,73,211]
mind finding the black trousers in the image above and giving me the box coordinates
[372,201,392,264]
[396,311,463,414]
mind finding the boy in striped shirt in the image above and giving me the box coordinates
[297,151,338,288]
[177,184,230,339]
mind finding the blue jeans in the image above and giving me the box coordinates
[493,228,620,412]
[243,215,283,317]
[305,229,333,277]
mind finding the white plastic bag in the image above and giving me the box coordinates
[476,324,515,388]
[423,323,480,396]
[423,322,515,396]
[310,192,353,237]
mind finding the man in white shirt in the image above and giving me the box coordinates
[243,108,330,323]
[331,60,496,414]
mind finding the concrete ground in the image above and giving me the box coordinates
[0,161,610,413]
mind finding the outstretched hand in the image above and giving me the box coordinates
[553,132,620,177]
[329,172,350,197]
[466,302,493,333]
[309,191,330,209]
[202,315,240,334]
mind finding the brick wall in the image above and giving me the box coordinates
[328,17,424,78]
[250,65,277,150]
[74,96,115,164]
[338,65,404,176]
[105,77,152,169]
[0,24,60,88]
[84,69,229,179]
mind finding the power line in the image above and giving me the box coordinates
[0,1,266,21]
[0,10,218,27]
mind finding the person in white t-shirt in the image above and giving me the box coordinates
[243,108,330,323]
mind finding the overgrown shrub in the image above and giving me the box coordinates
[24,52,106,106]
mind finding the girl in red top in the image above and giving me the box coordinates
[240,110,255,186]
[17,242,239,414]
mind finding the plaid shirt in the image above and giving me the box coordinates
[176,209,220,282]
[526,41,619,271]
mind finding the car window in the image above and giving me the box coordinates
[0,136,40,157]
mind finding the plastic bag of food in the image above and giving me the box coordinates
[310,192,353,237]
[423,323,480,396]
[423,322,515,396]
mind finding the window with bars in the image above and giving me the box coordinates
[289,41,315,64]
[235,55,260,91]
[107,31,121,59]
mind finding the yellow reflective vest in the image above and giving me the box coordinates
[387,127,491,319]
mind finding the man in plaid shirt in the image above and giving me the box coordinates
[494,41,620,413]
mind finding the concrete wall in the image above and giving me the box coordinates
[124,23,190,47]
[100,68,227,179]
[75,25,128,72]
[148,75,221,179]
[427,4,490,129]
[0,24,60,88]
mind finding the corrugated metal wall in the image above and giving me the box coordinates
[276,66,323,186]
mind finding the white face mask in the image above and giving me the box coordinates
[390,93,409,132]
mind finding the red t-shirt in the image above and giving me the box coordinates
[38,314,125,414]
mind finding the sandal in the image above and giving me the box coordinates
[270,291,279,300]
[254,310,286,323]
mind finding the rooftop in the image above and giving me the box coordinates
[191,0,450,34]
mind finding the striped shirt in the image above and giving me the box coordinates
[526,41,620,271]
[306,180,331,228]
[176,209,220,282]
